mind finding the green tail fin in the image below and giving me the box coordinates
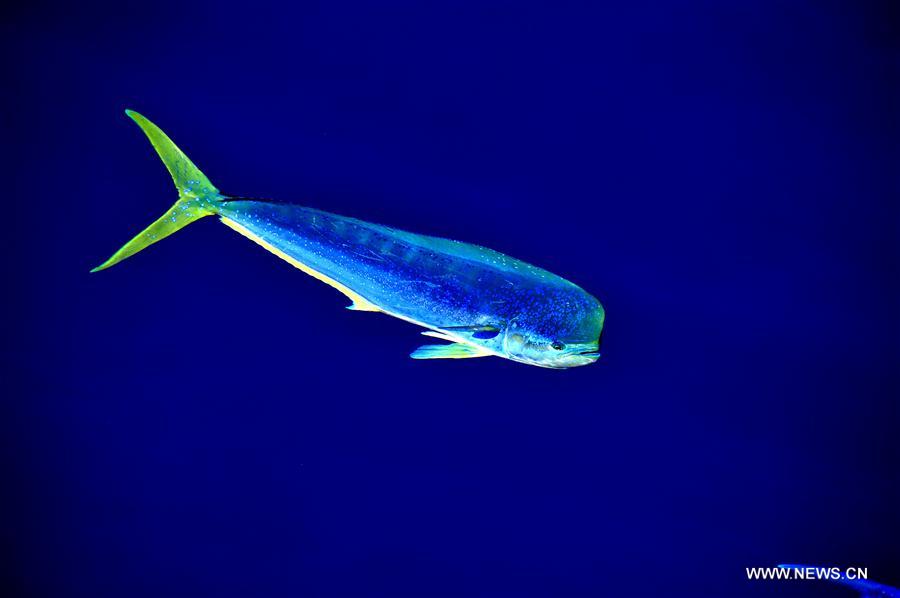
[91,110,221,272]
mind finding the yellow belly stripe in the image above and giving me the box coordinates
[220,217,382,312]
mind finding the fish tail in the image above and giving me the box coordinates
[90,110,222,272]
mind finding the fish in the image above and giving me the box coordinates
[92,110,605,369]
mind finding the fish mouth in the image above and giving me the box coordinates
[562,348,600,365]
[574,329,603,359]
[558,350,600,368]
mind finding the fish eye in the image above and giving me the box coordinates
[550,341,565,351]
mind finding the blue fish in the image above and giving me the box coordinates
[93,111,605,368]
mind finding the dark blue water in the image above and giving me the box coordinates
[3,1,897,596]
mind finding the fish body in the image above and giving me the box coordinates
[93,111,604,368]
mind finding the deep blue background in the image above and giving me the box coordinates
[3,1,898,596]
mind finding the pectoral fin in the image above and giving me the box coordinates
[442,325,502,339]
[410,343,492,360]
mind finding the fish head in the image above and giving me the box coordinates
[502,292,605,369]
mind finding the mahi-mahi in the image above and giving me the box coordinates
[93,111,605,368]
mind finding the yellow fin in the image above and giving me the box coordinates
[220,217,381,312]
[410,343,491,360]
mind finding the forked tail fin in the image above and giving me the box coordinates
[91,110,221,272]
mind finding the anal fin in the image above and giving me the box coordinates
[221,217,381,312]
[346,301,379,311]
